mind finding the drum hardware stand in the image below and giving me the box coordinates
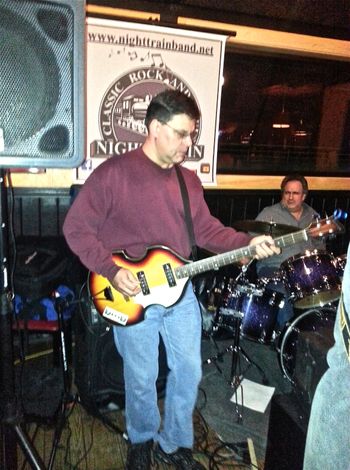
[203,266,248,372]
[204,261,268,421]
[229,311,245,422]
[205,316,268,423]
[230,311,269,421]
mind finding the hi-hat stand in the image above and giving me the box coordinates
[0,170,46,469]
[205,311,267,422]
[204,263,268,422]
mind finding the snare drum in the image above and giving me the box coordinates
[281,250,342,309]
[198,276,230,339]
[215,282,284,344]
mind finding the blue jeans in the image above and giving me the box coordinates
[113,283,202,452]
[303,242,350,470]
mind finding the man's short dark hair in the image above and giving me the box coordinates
[144,89,200,129]
[281,174,309,194]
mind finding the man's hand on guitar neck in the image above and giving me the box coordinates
[111,268,141,297]
[249,234,281,260]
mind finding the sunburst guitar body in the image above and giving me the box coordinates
[89,247,189,326]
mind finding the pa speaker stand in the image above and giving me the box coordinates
[0,171,45,469]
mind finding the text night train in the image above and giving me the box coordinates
[90,140,205,161]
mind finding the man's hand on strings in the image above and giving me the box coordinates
[111,268,141,297]
[249,235,281,260]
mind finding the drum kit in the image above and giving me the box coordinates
[202,219,346,394]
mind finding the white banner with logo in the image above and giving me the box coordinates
[77,17,227,185]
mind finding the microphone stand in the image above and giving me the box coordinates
[0,170,46,469]
[46,292,79,470]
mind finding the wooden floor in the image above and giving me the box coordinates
[16,402,263,469]
[11,329,266,469]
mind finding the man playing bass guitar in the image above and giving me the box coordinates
[63,89,280,470]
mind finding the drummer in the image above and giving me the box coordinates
[254,174,325,329]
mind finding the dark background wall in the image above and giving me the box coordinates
[11,187,350,256]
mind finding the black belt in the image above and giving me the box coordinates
[340,294,350,362]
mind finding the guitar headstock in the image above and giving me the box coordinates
[308,211,346,239]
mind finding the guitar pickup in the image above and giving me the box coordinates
[137,271,150,295]
[163,263,176,287]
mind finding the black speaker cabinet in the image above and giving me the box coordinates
[74,300,169,416]
[264,393,309,470]
[0,0,85,168]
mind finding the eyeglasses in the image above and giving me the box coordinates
[161,121,197,143]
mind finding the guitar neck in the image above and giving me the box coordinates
[176,228,308,279]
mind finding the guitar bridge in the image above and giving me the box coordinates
[163,263,176,287]
[137,271,150,295]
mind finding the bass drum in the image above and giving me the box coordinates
[278,307,336,402]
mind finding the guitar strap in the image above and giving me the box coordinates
[175,165,198,261]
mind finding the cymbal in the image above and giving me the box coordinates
[232,220,299,236]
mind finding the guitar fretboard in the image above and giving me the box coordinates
[176,229,308,279]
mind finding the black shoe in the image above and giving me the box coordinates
[125,440,152,470]
[154,443,205,469]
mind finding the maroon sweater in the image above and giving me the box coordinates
[63,148,251,281]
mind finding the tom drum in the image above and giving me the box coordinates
[216,282,284,344]
[281,250,342,309]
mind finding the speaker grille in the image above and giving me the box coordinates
[0,0,85,168]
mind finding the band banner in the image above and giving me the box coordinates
[76,17,227,185]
